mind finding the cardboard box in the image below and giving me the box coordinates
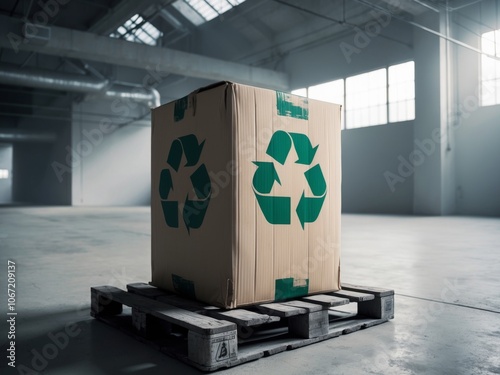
[151,82,341,309]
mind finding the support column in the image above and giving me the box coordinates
[413,10,456,215]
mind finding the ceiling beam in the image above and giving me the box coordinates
[0,15,290,91]
[377,0,430,16]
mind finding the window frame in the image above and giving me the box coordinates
[480,29,500,107]
[388,60,415,123]
[345,67,388,129]
[291,60,415,130]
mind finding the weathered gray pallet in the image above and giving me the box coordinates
[91,282,394,372]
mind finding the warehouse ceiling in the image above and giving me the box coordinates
[0,0,477,129]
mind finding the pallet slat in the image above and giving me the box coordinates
[92,286,235,334]
[128,282,220,313]
[127,282,168,299]
[208,309,279,327]
[302,294,350,307]
[257,303,307,317]
[331,290,375,302]
[341,283,394,297]
[281,300,324,313]
[157,295,220,313]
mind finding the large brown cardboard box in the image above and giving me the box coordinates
[151,82,341,309]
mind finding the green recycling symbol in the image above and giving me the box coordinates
[159,134,211,232]
[252,130,327,229]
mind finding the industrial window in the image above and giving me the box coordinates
[293,62,414,129]
[291,80,345,128]
[291,88,307,97]
[309,79,345,128]
[346,68,387,128]
[173,0,246,26]
[481,29,500,106]
[110,14,162,46]
[308,79,344,106]
[0,169,8,179]
[388,61,415,122]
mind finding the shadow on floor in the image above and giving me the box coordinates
[1,307,203,374]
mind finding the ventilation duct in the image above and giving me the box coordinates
[0,64,160,107]
[0,129,56,142]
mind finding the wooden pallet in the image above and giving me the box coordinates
[91,282,394,372]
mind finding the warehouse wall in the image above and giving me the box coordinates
[71,98,151,206]
[12,118,71,205]
[64,4,500,216]
[283,21,416,214]
[342,122,414,214]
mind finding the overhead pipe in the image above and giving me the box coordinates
[104,87,160,108]
[0,129,57,142]
[0,64,108,92]
[0,64,160,107]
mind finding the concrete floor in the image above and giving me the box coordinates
[0,207,499,375]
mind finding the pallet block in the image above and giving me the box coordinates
[341,283,395,320]
[91,286,238,370]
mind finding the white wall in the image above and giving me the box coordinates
[71,99,151,206]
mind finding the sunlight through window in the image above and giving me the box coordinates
[481,30,500,106]
[110,14,162,46]
[173,0,246,25]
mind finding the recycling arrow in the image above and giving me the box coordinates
[289,133,318,165]
[266,130,318,165]
[167,134,205,172]
[296,192,326,229]
[253,130,327,229]
[160,134,211,233]
[181,135,205,166]
[183,194,211,232]
[304,164,326,196]
[190,163,211,199]
[266,130,292,165]
[161,200,179,228]
[183,163,212,232]
[159,169,173,199]
[252,159,290,224]
[254,194,291,224]
[159,169,178,227]
[253,162,281,194]
[296,164,327,229]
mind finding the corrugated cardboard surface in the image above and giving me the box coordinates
[151,82,341,308]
